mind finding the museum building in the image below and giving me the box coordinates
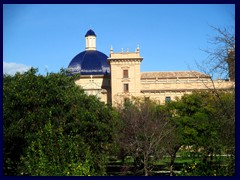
[68,29,234,106]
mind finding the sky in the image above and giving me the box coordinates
[3,4,235,75]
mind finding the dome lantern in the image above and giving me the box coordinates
[85,29,97,51]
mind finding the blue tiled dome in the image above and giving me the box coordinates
[68,50,110,75]
[85,29,96,37]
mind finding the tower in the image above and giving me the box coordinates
[85,29,97,50]
[107,46,143,106]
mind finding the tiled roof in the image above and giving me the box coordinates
[141,71,210,79]
[68,50,110,75]
[85,29,96,37]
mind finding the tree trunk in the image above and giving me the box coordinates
[169,154,175,176]
[169,145,181,176]
[144,155,148,176]
[144,166,148,176]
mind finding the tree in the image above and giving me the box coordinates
[208,91,235,175]
[195,24,235,175]
[155,103,182,176]
[162,127,182,176]
[174,93,220,151]
[18,116,96,176]
[197,25,235,130]
[170,92,235,176]
[4,68,118,175]
[158,93,215,176]
[115,98,175,176]
[198,25,235,80]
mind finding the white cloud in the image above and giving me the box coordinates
[3,62,31,75]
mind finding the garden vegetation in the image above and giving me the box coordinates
[3,68,235,176]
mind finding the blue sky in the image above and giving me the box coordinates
[3,4,235,75]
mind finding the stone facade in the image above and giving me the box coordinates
[107,48,143,106]
[106,49,234,106]
[75,75,111,104]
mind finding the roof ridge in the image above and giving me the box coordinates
[140,71,209,78]
[141,70,200,73]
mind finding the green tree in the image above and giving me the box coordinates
[169,92,235,176]
[18,114,95,176]
[172,93,221,156]
[4,68,118,175]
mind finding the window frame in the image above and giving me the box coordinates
[123,83,129,92]
[165,96,171,103]
[123,69,129,78]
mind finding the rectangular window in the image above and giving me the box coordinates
[123,84,129,92]
[165,96,171,103]
[123,70,129,78]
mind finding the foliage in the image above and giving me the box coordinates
[179,156,235,176]
[4,68,234,176]
[18,116,95,176]
[168,92,221,149]
[4,68,118,175]
[115,98,175,176]
[113,92,234,176]
[167,91,235,176]
[179,161,217,176]
[195,25,235,174]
